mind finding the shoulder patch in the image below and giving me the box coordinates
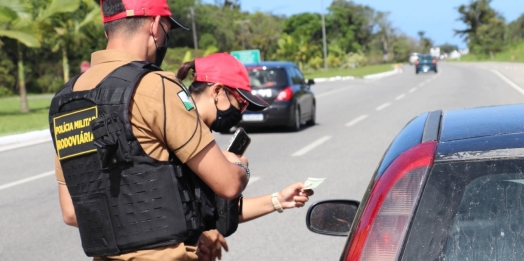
[177,90,195,111]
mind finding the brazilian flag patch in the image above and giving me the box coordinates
[178,90,194,111]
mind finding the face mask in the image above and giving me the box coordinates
[152,23,169,67]
[211,103,242,133]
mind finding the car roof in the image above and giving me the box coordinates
[440,104,524,142]
[436,104,524,160]
[244,61,296,68]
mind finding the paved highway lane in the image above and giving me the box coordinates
[1,62,524,260]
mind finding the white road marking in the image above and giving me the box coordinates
[376,102,392,111]
[491,69,524,96]
[316,87,351,99]
[418,82,425,87]
[345,115,368,127]
[0,137,51,153]
[292,136,332,157]
[409,88,417,93]
[0,171,55,191]
[395,94,406,100]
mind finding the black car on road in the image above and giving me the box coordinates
[237,61,316,132]
[415,54,437,74]
[306,104,524,261]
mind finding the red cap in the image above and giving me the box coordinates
[194,53,269,111]
[100,0,188,30]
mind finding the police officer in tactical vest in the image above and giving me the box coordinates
[49,0,254,260]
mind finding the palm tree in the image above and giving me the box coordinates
[44,0,100,82]
[0,0,79,113]
[0,1,41,113]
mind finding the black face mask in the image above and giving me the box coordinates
[153,23,169,67]
[211,103,242,133]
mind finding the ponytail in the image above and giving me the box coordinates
[176,60,209,95]
[176,61,195,80]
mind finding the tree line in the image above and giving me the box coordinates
[1,0,523,113]
[455,0,524,58]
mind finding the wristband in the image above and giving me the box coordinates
[271,192,284,213]
[233,162,250,180]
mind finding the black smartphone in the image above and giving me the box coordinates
[226,127,251,155]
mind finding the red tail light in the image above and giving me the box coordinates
[414,61,419,66]
[345,141,437,261]
[275,86,293,101]
[432,59,437,64]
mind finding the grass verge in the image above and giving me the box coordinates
[0,94,52,136]
[458,42,524,63]
[303,64,396,79]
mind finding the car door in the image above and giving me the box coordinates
[292,66,313,120]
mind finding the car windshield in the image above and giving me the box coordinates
[401,158,524,261]
[247,68,287,88]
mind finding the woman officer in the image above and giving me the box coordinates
[176,53,314,261]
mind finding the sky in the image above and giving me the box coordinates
[203,0,524,48]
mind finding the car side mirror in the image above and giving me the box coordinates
[307,79,315,85]
[306,200,360,237]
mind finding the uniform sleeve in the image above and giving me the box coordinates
[55,154,66,184]
[133,72,214,163]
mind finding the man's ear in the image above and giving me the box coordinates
[150,15,162,40]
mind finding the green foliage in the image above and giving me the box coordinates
[439,43,459,54]
[508,14,524,44]
[0,87,13,97]
[161,47,206,73]
[391,36,412,62]
[199,33,218,49]
[455,0,507,56]
[0,49,16,95]
[283,13,322,41]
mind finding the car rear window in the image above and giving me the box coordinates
[418,55,433,61]
[401,158,524,261]
[247,67,287,88]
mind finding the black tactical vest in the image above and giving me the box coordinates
[48,62,205,257]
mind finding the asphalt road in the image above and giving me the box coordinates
[1,62,524,261]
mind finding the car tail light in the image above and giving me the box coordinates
[345,141,437,261]
[414,61,419,66]
[275,86,293,101]
[432,59,437,64]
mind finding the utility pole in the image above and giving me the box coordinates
[188,7,198,50]
[235,19,250,50]
[321,0,328,72]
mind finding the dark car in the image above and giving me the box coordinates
[306,104,524,261]
[415,54,437,74]
[237,62,316,132]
